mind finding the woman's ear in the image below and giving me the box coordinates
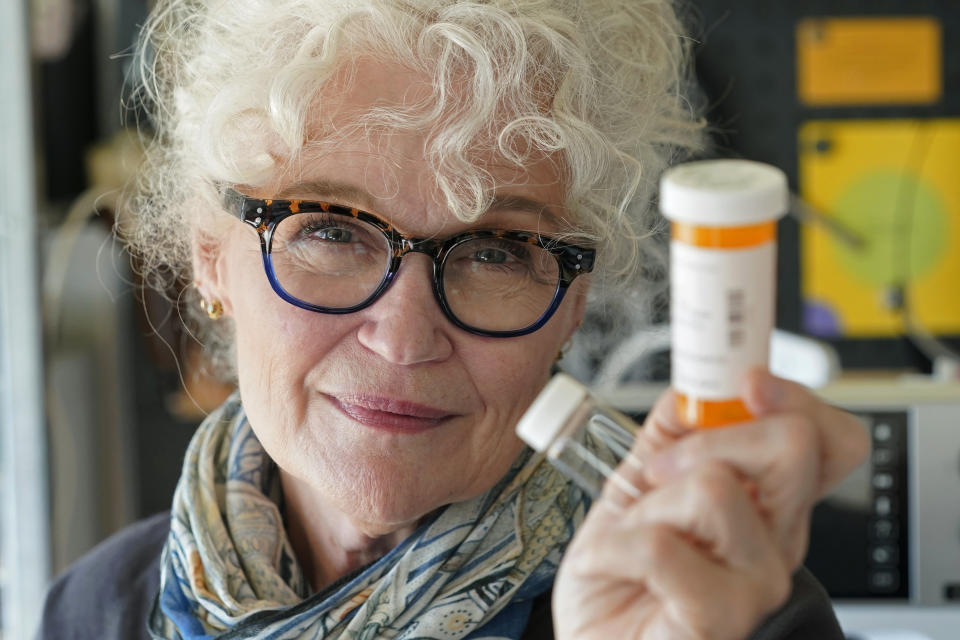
[191,227,232,316]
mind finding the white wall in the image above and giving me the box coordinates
[0,0,53,638]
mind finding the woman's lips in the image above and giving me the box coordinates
[328,394,455,433]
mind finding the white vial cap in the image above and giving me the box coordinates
[516,373,590,452]
[660,159,789,227]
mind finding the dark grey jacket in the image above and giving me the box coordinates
[38,512,845,639]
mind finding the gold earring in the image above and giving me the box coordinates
[194,282,224,320]
[200,298,224,320]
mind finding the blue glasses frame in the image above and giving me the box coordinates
[221,187,595,337]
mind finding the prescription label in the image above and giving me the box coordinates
[671,241,775,400]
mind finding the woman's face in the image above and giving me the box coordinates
[199,60,587,535]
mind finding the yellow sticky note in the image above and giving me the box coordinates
[797,17,942,106]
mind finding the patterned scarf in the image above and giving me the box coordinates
[148,392,594,639]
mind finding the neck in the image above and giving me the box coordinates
[280,471,419,592]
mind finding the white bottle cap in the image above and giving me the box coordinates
[660,159,789,227]
[516,373,590,452]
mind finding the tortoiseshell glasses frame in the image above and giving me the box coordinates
[221,187,596,338]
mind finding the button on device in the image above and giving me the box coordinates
[870,518,898,540]
[874,422,893,442]
[869,570,900,593]
[874,495,893,516]
[873,447,894,467]
[870,545,898,566]
[872,472,894,490]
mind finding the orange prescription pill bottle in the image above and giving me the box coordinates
[659,159,788,428]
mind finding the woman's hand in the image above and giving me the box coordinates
[552,370,869,640]
[554,459,792,639]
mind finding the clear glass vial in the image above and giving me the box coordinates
[516,373,640,499]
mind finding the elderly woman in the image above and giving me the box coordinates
[41,0,867,638]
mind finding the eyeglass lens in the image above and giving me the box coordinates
[270,212,561,332]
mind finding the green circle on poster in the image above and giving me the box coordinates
[831,170,948,287]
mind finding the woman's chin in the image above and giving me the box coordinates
[318,469,448,533]
[338,494,441,537]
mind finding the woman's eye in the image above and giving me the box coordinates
[314,227,352,243]
[293,217,358,243]
[474,247,509,264]
[472,241,531,264]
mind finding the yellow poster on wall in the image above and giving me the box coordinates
[799,119,960,338]
[796,17,942,106]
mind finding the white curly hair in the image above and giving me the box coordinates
[126,0,705,380]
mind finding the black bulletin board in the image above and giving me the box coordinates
[688,0,960,370]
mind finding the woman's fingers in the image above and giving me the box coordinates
[627,462,785,578]
[634,369,869,568]
[641,370,869,499]
[642,410,821,568]
[639,387,692,446]
[740,368,870,497]
[638,524,787,640]
[557,370,866,639]
[568,462,791,639]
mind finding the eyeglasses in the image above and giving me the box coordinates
[221,187,595,337]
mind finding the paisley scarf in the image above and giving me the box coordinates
[148,392,596,639]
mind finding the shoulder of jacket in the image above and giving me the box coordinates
[37,512,170,640]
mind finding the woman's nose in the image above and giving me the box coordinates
[356,255,454,365]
